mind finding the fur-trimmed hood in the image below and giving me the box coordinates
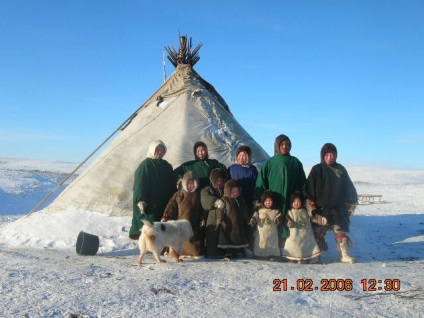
[209,168,228,189]
[178,171,199,192]
[235,145,252,165]
[260,190,277,209]
[289,190,304,207]
[224,179,241,197]
[320,143,337,163]
[146,140,167,159]
[274,134,291,155]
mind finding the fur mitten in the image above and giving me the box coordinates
[137,201,147,214]
[274,213,282,225]
[313,214,327,225]
[250,211,258,226]
[216,219,226,230]
[214,199,225,209]
[347,204,356,216]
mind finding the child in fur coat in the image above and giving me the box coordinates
[162,171,206,256]
[250,190,282,258]
[216,179,250,258]
[282,191,321,263]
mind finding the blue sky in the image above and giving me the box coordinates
[1,1,423,170]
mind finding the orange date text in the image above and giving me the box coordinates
[273,278,401,292]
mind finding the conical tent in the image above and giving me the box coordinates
[43,42,269,217]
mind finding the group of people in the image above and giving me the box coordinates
[129,135,358,264]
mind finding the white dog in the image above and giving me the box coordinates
[137,219,193,264]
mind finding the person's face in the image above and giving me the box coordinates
[154,145,166,159]
[263,198,273,209]
[292,198,302,209]
[230,187,240,199]
[279,141,290,155]
[186,180,195,192]
[324,152,336,165]
[196,146,207,160]
[215,178,224,189]
[236,151,248,165]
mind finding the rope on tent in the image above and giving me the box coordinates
[25,114,137,218]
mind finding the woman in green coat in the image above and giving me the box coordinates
[254,134,306,246]
[173,141,227,190]
[129,140,175,240]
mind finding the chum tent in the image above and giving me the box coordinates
[41,36,270,217]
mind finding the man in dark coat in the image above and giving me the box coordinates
[305,143,358,263]
[129,140,175,240]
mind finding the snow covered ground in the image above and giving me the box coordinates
[1,158,423,317]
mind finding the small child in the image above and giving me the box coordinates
[250,190,282,258]
[282,191,321,263]
[216,180,250,258]
[162,171,206,256]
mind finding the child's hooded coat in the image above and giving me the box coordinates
[216,180,249,249]
[163,171,206,255]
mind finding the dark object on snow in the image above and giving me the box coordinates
[76,231,99,256]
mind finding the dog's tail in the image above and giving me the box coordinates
[141,219,156,250]
[141,220,155,237]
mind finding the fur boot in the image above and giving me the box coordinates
[336,235,356,264]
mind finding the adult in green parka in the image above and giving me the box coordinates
[173,141,227,191]
[129,140,175,240]
[254,134,306,247]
